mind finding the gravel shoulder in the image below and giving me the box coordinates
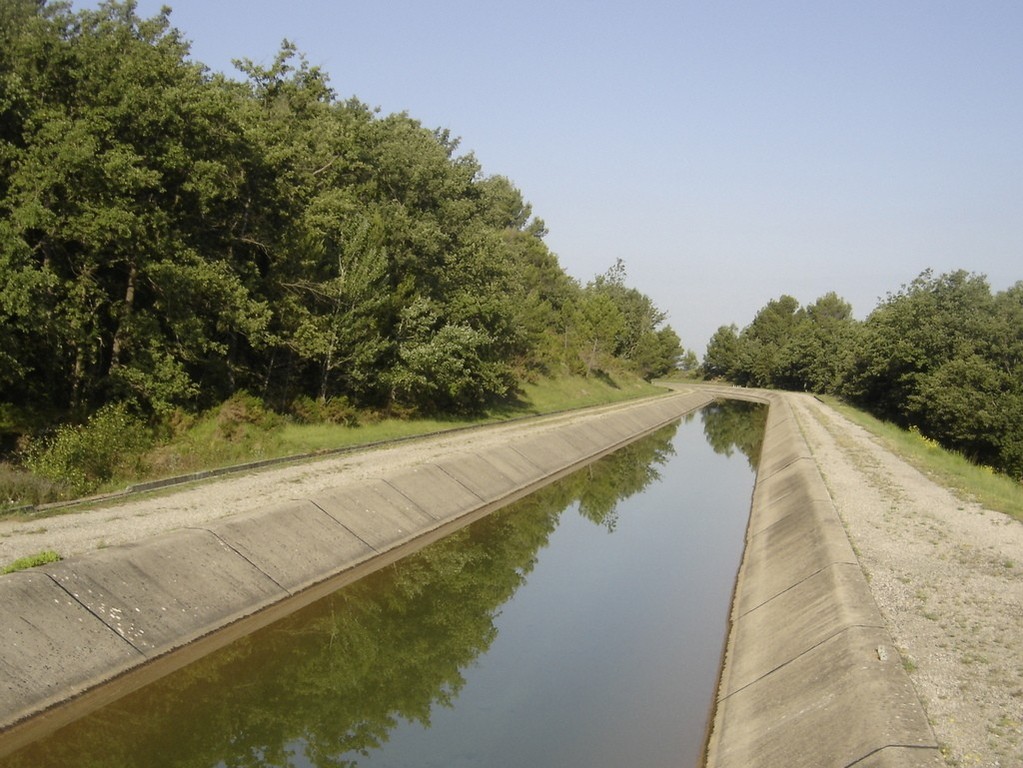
[790,393,1023,768]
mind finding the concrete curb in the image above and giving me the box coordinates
[702,389,944,768]
[0,389,713,737]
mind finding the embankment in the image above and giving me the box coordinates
[0,389,713,742]
[701,387,943,767]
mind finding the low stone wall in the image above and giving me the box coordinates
[0,390,713,737]
[702,389,944,767]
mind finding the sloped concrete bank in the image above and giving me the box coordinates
[0,389,714,740]
[702,387,944,768]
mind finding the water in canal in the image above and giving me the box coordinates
[0,400,765,768]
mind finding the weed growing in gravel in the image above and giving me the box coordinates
[1,549,61,574]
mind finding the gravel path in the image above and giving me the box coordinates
[790,393,1023,768]
[2,390,1020,765]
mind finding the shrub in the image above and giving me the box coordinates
[214,392,281,440]
[24,403,153,497]
[0,462,67,508]
[287,396,319,425]
[319,397,359,426]
[288,395,359,427]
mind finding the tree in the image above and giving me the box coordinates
[846,270,995,422]
[0,1,274,416]
[990,283,1023,478]
[0,2,686,459]
[384,296,514,414]
[579,259,684,379]
[909,355,1005,467]
[703,292,859,393]
[702,324,741,380]
[574,289,625,376]
[287,210,392,404]
[631,325,684,380]
[776,292,859,394]
[701,268,1022,477]
[843,269,1023,475]
[497,227,576,373]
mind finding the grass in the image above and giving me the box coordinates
[820,396,1023,522]
[1,549,62,574]
[1,372,665,518]
[514,373,661,413]
[142,373,663,480]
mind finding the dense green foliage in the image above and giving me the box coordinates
[702,270,1023,480]
[0,1,684,458]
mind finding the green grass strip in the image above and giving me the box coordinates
[821,396,1023,522]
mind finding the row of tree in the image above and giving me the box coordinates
[0,1,685,443]
[702,270,1023,480]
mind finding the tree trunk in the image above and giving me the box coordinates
[110,258,137,368]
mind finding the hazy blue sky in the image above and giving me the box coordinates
[82,1,1022,353]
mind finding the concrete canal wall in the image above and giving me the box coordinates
[702,388,943,767]
[0,389,714,736]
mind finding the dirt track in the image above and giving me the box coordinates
[2,389,1020,765]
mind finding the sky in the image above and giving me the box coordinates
[80,0,1023,354]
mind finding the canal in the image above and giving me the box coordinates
[0,400,765,768]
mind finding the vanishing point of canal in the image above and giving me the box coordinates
[0,400,765,768]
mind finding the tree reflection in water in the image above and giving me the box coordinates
[701,399,766,469]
